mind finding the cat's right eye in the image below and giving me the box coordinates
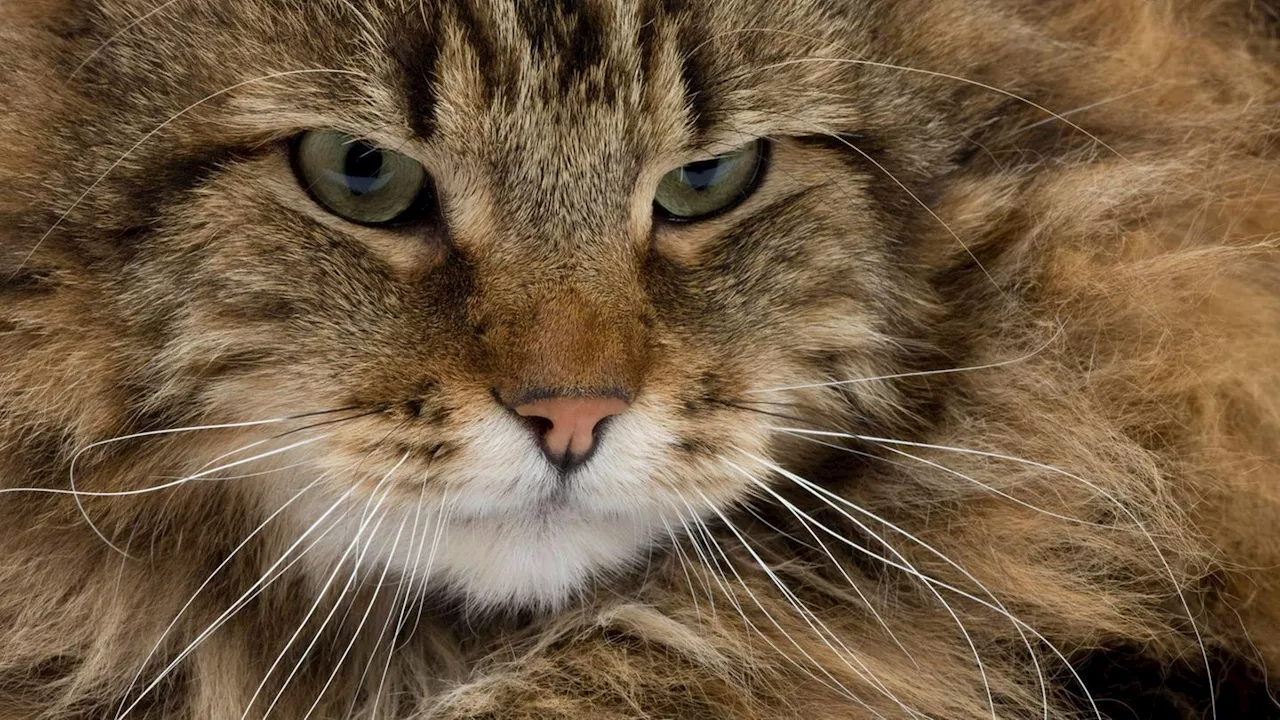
[291,130,432,225]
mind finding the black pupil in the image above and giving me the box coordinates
[344,142,385,196]
[681,158,724,191]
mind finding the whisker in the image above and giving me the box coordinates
[68,407,359,463]
[748,324,1063,394]
[300,513,405,720]
[67,0,187,80]
[767,426,1215,717]
[399,489,450,656]
[112,473,328,720]
[775,424,1123,530]
[241,455,406,719]
[657,513,707,623]
[673,513,726,622]
[695,489,924,718]
[674,494,881,714]
[14,68,369,279]
[672,509,794,669]
[370,494,446,717]
[1010,84,1164,136]
[259,507,400,720]
[719,457,1000,718]
[740,504,822,554]
[117,489,360,719]
[694,27,1128,162]
[793,119,1008,296]
[386,469,435,656]
[63,434,332,557]
[862,437,1121,531]
[741,500,918,668]
[265,480,411,720]
[153,459,315,483]
[733,450,1095,718]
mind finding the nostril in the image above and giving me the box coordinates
[519,413,554,438]
[508,394,631,469]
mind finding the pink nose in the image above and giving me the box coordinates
[514,396,631,469]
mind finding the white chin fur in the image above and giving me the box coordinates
[429,513,659,608]
[291,496,663,610]
[282,408,684,609]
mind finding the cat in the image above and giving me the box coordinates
[2,0,1279,717]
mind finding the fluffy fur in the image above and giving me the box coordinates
[1,0,1279,717]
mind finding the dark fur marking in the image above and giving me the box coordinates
[405,398,424,417]
[677,24,716,139]
[133,145,243,230]
[1069,645,1279,719]
[390,12,440,139]
[638,0,714,137]
[0,268,56,295]
[513,0,611,96]
[677,437,714,454]
[450,0,507,102]
[197,349,275,380]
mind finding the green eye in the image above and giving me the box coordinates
[654,140,768,222]
[292,130,430,225]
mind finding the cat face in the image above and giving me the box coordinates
[5,0,989,607]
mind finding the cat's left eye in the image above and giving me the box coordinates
[654,139,768,222]
[291,130,431,225]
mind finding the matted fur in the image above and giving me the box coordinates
[1,0,1279,718]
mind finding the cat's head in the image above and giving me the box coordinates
[1,0,1039,607]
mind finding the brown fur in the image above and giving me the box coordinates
[1,0,1279,717]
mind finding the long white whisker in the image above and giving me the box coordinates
[736,49,1127,162]
[673,509,815,686]
[266,492,410,720]
[243,454,407,719]
[154,459,316,482]
[674,495,881,715]
[734,451,1090,718]
[720,458,999,719]
[749,324,1062,394]
[64,434,331,557]
[1011,84,1163,135]
[672,512,724,621]
[112,473,327,720]
[810,122,1007,295]
[656,512,708,623]
[69,433,330,558]
[401,489,450,653]
[116,483,360,719]
[14,68,368,278]
[300,528,403,720]
[695,489,924,719]
[301,506,418,720]
[370,496,441,716]
[386,471,433,657]
[769,426,1214,718]
[741,500,918,667]
[779,427,1119,532]
[356,488,449,720]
